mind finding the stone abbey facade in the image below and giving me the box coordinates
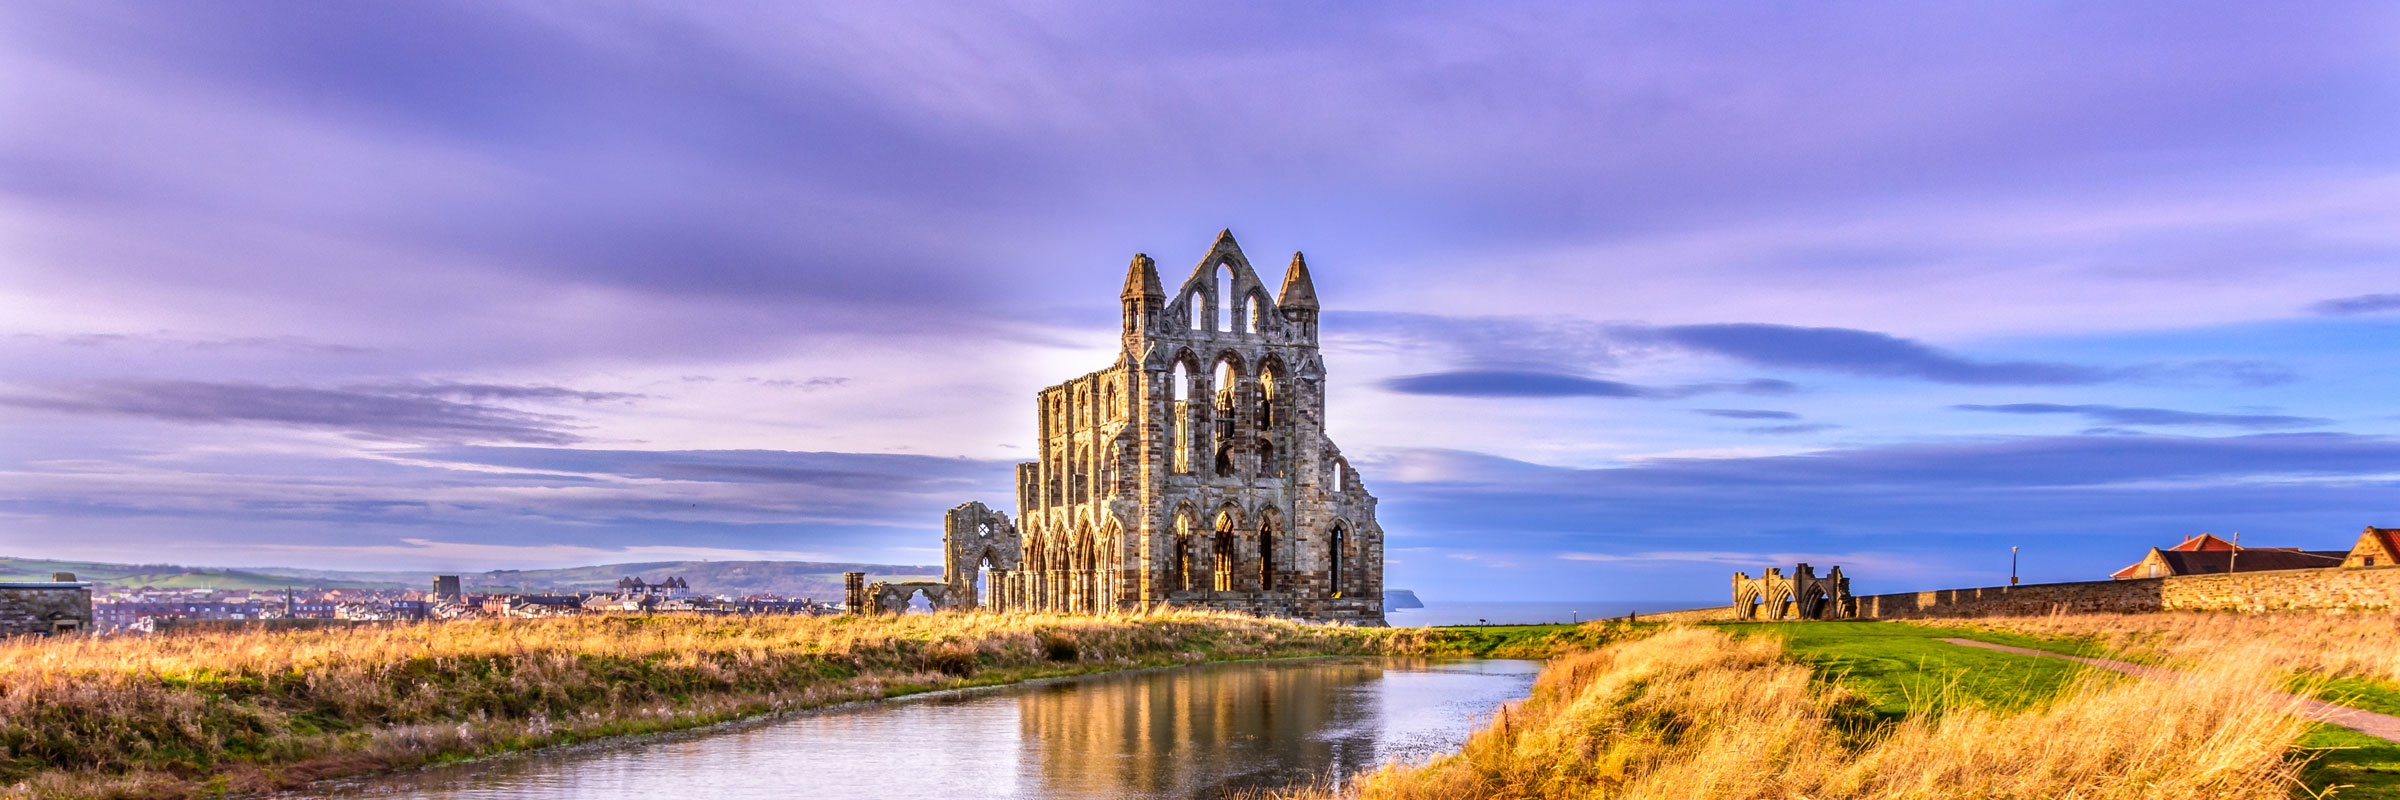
[930,231,1385,624]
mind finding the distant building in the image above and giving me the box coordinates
[433,575,462,600]
[1,572,93,636]
[2111,533,2346,579]
[94,598,266,630]
[615,576,690,596]
[2344,527,2400,568]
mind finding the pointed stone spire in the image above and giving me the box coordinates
[1194,228,1248,277]
[1121,253,1163,300]
[1278,251,1319,311]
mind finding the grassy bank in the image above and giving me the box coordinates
[0,611,1433,799]
[1909,613,2400,796]
[1733,621,2109,722]
[1411,622,1640,658]
[1269,622,2319,800]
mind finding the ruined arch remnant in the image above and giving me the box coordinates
[1732,564,1853,621]
[912,231,1384,624]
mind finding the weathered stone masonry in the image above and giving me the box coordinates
[1640,564,2400,622]
[932,231,1385,624]
[1,573,92,636]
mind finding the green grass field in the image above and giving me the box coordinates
[1422,622,1633,658]
[1713,620,2108,720]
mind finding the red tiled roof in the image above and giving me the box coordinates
[2366,528,2400,560]
[2168,533,2239,552]
[2155,550,2343,575]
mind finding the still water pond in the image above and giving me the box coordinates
[312,658,1537,800]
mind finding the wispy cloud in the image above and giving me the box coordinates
[2307,293,2400,315]
[344,381,643,403]
[1952,403,2330,430]
[1641,324,2111,385]
[1744,423,1842,435]
[24,332,376,354]
[0,380,587,444]
[1695,409,1800,420]
[1342,314,2291,389]
[1381,370,1795,399]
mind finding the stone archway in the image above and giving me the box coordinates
[862,581,954,615]
[1731,563,1853,621]
[944,501,1019,610]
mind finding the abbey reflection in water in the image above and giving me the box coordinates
[1020,659,1399,795]
[322,658,1538,800]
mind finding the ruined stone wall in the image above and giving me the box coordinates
[1851,578,2164,618]
[1629,605,1738,623]
[0,585,92,636]
[1854,565,2400,618]
[1646,564,2400,622]
[2157,564,2400,612]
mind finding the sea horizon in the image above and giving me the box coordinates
[1385,599,1719,628]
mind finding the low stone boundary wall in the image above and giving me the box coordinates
[1632,605,1736,623]
[1641,564,2400,621]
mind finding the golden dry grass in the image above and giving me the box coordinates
[1267,624,2313,800]
[1944,611,2400,683]
[0,610,1422,799]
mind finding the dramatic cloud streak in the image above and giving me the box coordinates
[1380,371,1795,399]
[2308,293,2400,315]
[1645,323,2109,385]
[1694,409,1801,420]
[1953,403,2332,430]
[0,380,590,444]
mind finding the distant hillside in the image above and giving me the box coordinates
[410,560,942,600]
[0,558,393,591]
[3,557,940,599]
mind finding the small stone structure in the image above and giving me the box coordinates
[432,574,462,600]
[934,231,1385,624]
[1644,561,2400,622]
[1,572,93,636]
[943,501,1021,607]
[843,571,866,612]
[1731,564,1852,620]
[858,581,957,614]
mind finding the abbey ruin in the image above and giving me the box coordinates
[864,231,1386,624]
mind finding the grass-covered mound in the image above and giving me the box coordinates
[1268,624,2313,800]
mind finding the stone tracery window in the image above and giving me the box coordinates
[1213,510,1237,592]
[1256,368,1276,427]
[1213,359,1236,411]
[1172,511,1197,592]
[1329,523,1347,599]
[1171,361,1192,474]
[1216,264,1234,332]
[1256,516,1275,591]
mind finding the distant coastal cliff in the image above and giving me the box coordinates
[1384,589,1424,610]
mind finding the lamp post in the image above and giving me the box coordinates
[2010,546,2019,586]
[2230,531,2240,575]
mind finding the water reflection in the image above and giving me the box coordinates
[315,658,1537,800]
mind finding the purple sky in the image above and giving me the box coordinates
[4,3,2398,603]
